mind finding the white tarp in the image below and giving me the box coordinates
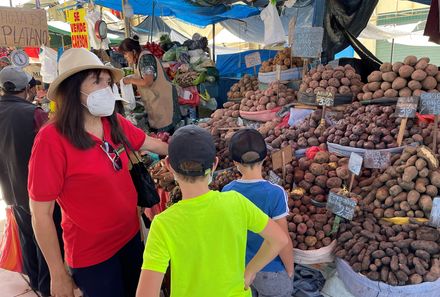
[359,22,420,40]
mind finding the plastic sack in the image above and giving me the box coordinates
[294,240,337,265]
[260,3,286,45]
[119,78,136,111]
[0,207,23,273]
[40,46,58,84]
[305,146,324,160]
[162,47,177,62]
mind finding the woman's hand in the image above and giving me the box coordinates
[51,270,77,297]
[123,77,132,85]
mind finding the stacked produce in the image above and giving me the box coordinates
[144,42,164,59]
[174,70,201,88]
[299,64,363,96]
[334,216,440,285]
[227,75,259,100]
[417,121,440,155]
[150,161,176,192]
[240,82,296,112]
[198,102,243,169]
[259,48,303,73]
[362,146,440,219]
[210,168,241,191]
[258,109,339,150]
[324,102,419,149]
[358,56,440,101]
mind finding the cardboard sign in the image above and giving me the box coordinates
[316,91,335,107]
[327,192,357,220]
[65,8,90,49]
[245,52,261,68]
[0,7,48,47]
[429,197,440,227]
[396,96,418,118]
[292,26,324,58]
[420,93,440,115]
[348,152,363,175]
[268,170,282,185]
[272,145,293,170]
[364,150,391,169]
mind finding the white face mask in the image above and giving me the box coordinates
[81,86,116,117]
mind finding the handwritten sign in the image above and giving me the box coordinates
[396,96,418,118]
[316,91,335,107]
[272,145,293,171]
[66,8,90,49]
[348,152,363,175]
[292,26,324,58]
[327,192,357,220]
[245,52,261,68]
[0,7,48,47]
[268,170,282,185]
[429,197,440,227]
[364,150,391,169]
[420,93,440,115]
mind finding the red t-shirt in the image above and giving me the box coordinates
[28,114,146,268]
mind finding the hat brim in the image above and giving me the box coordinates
[47,65,123,101]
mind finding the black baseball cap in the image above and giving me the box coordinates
[229,129,267,164]
[168,125,216,177]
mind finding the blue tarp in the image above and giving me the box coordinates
[94,0,260,27]
[216,50,277,77]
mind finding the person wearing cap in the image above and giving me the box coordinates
[27,76,41,103]
[28,48,168,297]
[222,129,294,297]
[0,66,61,297]
[118,35,181,133]
[136,125,288,297]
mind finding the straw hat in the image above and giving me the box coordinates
[47,48,123,101]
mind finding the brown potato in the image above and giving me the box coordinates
[392,77,407,90]
[404,55,418,66]
[422,76,437,90]
[408,80,422,91]
[399,65,415,78]
[425,64,439,76]
[382,71,397,82]
[411,69,428,82]
[368,71,383,82]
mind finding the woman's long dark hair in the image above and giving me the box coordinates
[118,35,142,54]
[53,69,130,150]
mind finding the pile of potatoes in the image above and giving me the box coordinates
[363,146,440,219]
[324,102,417,149]
[299,64,363,96]
[240,82,296,112]
[227,74,259,99]
[334,215,440,285]
[258,110,330,150]
[359,56,440,101]
[259,48,303,73]
[210,168,241,192]
[198,102,243,169]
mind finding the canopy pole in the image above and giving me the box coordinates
[122,0,131,38]
[150,1,156,42]
[212,23,216,63]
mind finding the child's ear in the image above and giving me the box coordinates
[212,157,219,172]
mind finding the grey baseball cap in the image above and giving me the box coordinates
[0,66,32,92]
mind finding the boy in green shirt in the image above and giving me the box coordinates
[136,125,288,297]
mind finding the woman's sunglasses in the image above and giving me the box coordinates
[100,140,122,171]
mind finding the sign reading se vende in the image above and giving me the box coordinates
[65,8,90,49]
[0,7,48,47]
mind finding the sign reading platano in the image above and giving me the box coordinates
[0,7,48,47]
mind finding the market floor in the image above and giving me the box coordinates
[0,269,39,297]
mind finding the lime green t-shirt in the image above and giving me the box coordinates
[142,190,269,297]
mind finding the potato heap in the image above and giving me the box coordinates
[240,82,296,112]
[358,56,440,101]
[259,48,303,73]
[227,74,259,100]
[324,102,417,149]
[210,168,241,191]
[299,64,363,96]
[150,161,177,192]
[334,216,440,285]
[198,102,243,169]
[365,146,440,219]
[258,110,330,150]
[415,121,440,155]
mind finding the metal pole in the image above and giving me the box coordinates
[390,38,395,64]
[150,1,156,42]
[9,0,12,7]
[122,0,131,38]
[212,23,216,63]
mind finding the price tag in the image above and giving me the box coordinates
[268,170,282,185]
[276,65,281,81]
[364,150,391,169]
[272,145,293,170]
[327,192,357,220]
[420,93,440,115]
[292,26,324,58]
[429,197,440,227]
[316,91,334,107]
[328,215,341,236]
[245,52,262,68]
[348,152,363,175]
[395,96,418,118]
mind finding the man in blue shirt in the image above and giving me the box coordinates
[223,129,294,297]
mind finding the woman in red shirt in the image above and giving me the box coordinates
[28,48,168,297]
